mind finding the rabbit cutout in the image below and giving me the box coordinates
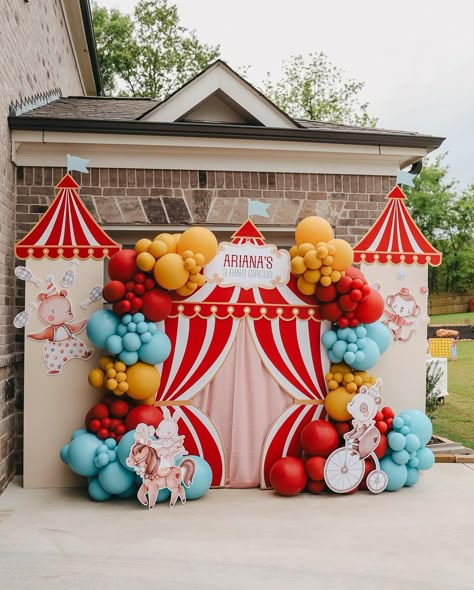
[154,407,188,468]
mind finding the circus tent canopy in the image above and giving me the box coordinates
[353,185,442,266]
[15,174,120,260]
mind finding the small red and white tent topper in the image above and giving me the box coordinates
[353,185,442,266]
[15,174,120,260]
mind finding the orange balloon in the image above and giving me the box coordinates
[178,227,218,264]
[325,387,355,422]
[295,216,334,246]
[126,362,161,401]
[154,253,189,290]
[154,233,177,253]
[327,238,354,271]
[297,276,316,295]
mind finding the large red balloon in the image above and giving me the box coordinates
[300,420,340,458]
[269,457,307,496]
[320,301,343,322]
[141,289,172,322]
[354,288,384,324]
[374,433,388,459]
[125,405,164,432]
[345,266,366,280]
[107,249,137,282]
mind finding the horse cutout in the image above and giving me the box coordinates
[127,409,197,509]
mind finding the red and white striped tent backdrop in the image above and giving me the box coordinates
[15,174,120,260]
[353,185,442,266]
[156,223,329,488]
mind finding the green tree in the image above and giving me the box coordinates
[92,0,220,97]
[262,53,377,126]
[405,156,474,293]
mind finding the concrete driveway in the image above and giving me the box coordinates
[0,463,473,590]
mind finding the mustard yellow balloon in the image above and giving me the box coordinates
[297,276,316,295]
[148,239,168,259]
[320,276,332,287]
[154,233,177,253]
[136,252,156,272]
[126,362,161,401]
[175,284,196,297]
[178,227,218,264]
[88,368,104,389]
[99,356,112,370]
[289,245,298,259]
[303,269,321,284]
[297,243,315,257]
[143,395,156,406]
[327,238,354,271]
[154,253,189,290]
[135,238,152,254]
[303,250,322,270]
[325,388,355,422]
[290,256,307,275]
[295,216,334,246]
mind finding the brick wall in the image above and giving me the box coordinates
[1,0,84,492]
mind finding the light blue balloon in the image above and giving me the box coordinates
[356,338,367,349]
[364,321,392,354]
[95,453,109,468]
[393,416,404,430]
[105,438,117,450]
[346,331,358,344]
[123,332,141,352]
[337,328,351,341]
[388,431,406,451]
[401,410,433,446]
[60,444,69,464]
[349,338,380,370]
[71,428,88,440]
[119,349,139,366]
[133,313,145,324]
[107,450,117,462]
[127,322,137,333]
[354,350,365,363]
[117,430,136,470]
[140,332,152,343]
[139,330,171,365]
[156,488,172,503]
[137,321,149,334]
[88,477,111,501]
[98,460,136,495]
[401,426,410,435]
[147,323,158,334]
[408,457,420,468]
[106,334,123,355]
[380,457,408,491]
[322,330,338,349]
[355,326,367,338]
[344,351,356,365]
[332,340,348,358]
[117,483,138,499]
[405,466,420,487]
[184,456,212,500]
[117,324,127,337]
[391,449,410,465]
[328,350,342,363]
[122,314,132,325]
[347,343,358,353]
[416,447,435,470]
[97,444,109,454]
[63,432,101,477]
[86,310,120,349]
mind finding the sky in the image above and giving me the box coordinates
[97,0,474,190]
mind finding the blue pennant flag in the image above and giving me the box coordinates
[396,169,416,187]
[67,154,90,174]
[248,199,270,218]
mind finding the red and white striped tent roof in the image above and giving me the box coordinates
[353,185,442,266]
[15,174,120,260]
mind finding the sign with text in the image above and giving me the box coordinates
[204,242,290,290]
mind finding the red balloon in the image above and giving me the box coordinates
[144,278,156,290]
[125,405,164,432]
[89,419,101,432]
[97,428,109,440]
[113,299,132,316]
[89,403,109,421]
[134,283,146,296]
[315,284,337,303]
[359,457,376,490]
[269,457,307,496]
[338,294,358,312]
[134,272,146,284]
[110,400,129,419]
[334,421,351,438]
[307,480,326,494]
[125,292,135,301]
[345,266,366,280]
[374,433,388,459]
[337,317,350,328]
[320,301,343,322]
[382,406,395,419]
[335,275,353,294]
[305,456,326,481]
[107,250,137,282]
[300,420,339,458]
[375,420,388,434]
[354,289,384,324]
[141,289,173,322]
[102,280,126,303]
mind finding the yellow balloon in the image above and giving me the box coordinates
[115,372,127,383]
[289,245,298,259]
[290,256,307,275]
[316,245,329,259]
[178,227,218,264]
[135,238,152,254]
[194,273,206,287]
[117,382,129,393]
[148,239,168,259]
[327,238,354,271]
[321,265,333,276]
[175,284,196,297]
[330,270,342,283]
[184,257,197,271]
[126,362,161,401]
[154,253,189,290]
[346,382,358,394]
[303,269,321,284]
[295,216,334,246]
[143,395,156,406]
[114,362,126,372]
[303,250,322,270]
[320,276,332,287]
[136,251,156,272]
[106,378,118,391]
[327,379,339,391]
[88,368,104,389]
[325,388,355,422]
[99,356,112,370]
[154,233,178,253]
[193,253,205,267]
[297,243,315,257]
[297,276,316,295]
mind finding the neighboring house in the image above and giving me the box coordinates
[0,0,101,492]
[4,13,444,492]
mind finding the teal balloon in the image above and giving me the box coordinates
[322,330,337,349]
[355,326,367,338]
[349,338,380,370]
[86,310,120,349]
[98,460,136,495]
[140,332,152,343]
[133,313,145,323]
[392,449,410,465]
[343,351,356,365]
[346,331,357,344]
[380,457,408,491]
[388,431,406,451]
[346,343,358,353]
[117,483,138,499]
[63,432,101,477]
[332,340,347,358]
[106,334,123,355]
[88,477,111,501]
[123,332,141,352]
[364,321,392,354]
[404,434,421,453]
[183,456,212,500]
[393,416,404,430]
[148,323,158,334]
[401,410,433,446]
[405,466,420,487]
[156,488,172,503]
[408,457,420,468]
[416,447,435,471]
[139,330,171,365]
[122,314,132,325]
[127,322,137,333]
[117,430,136,470]
[117,324,127,337]
[119,349,139,366]
[71,428,87,440]
[60,444,69,464]
[337,328,351,341]
[328,350,341,363]
[137,322,148,334]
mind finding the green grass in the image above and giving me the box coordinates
[430,312,474,325]
[432,341,474,449]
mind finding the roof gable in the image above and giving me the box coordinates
[142,61,298,128]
